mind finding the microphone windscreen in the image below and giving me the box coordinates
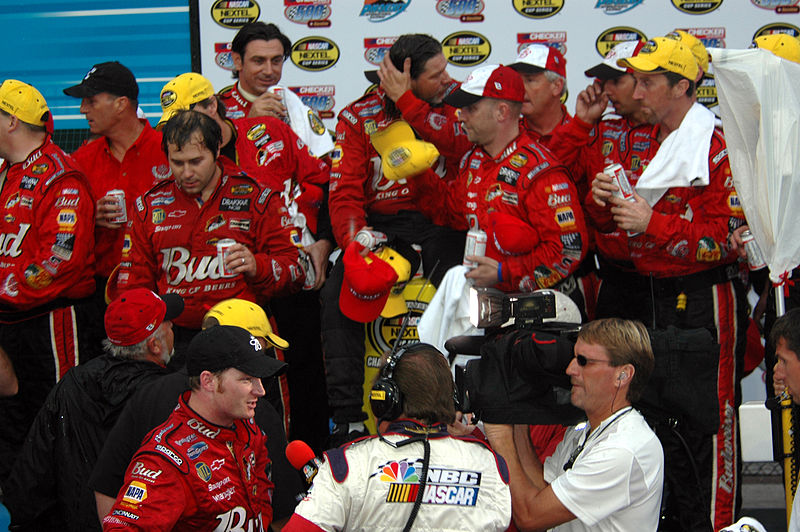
[286,440,316,470]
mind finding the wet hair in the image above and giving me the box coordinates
[393,345,456,424]
[161,110,221,157]
[388,34,443,80]
[231,22,292,79]
[578,318,654,402]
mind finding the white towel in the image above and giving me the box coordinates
[417,266,483,354]
[280,86,335,158]
[635,102,716,206]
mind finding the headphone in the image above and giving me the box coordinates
[370,343,459,421]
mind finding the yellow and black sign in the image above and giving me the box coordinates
[210,0,260,29]
[511,0,564,18]
[670,0,723,14]
[753,22,800,40]
[291,37,340,71]
[442,31,491,67]
[696,74,718,110]
[595,27,647,58]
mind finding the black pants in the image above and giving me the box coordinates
[596,271,747,531]
[320,211,465,424]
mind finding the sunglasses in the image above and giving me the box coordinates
[574,354,613,367]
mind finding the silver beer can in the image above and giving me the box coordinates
[298,249,316,291]
[354,229,388,250]
[216,238,237,278]
[463,228,487,268]
[107,189,127,224]
[741,230,766,271]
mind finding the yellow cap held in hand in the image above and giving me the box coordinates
[370,120,440,181]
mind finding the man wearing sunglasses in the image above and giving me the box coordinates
[484,318,664,531]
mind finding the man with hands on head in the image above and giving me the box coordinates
[484,318,663,531]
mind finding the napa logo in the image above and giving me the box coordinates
[671,0,723,14]
[595,0,643,14]
[512,0,564,18]
[210,0,260,29]
[284,0,332,27]
[436,0,485,22]
[360,0,411,22]
[595,26,647,57]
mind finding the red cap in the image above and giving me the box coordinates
[104,288,184,346]
[444,65,524,108]
[339,241,398,323]
[509,44,567,78]
[489,211,537,255]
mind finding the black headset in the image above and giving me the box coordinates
[370,342,459,421]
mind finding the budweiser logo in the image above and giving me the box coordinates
[0,223,30,257]
[160,246,227,284]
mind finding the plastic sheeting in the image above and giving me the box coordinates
[710,47,800,284]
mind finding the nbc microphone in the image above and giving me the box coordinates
[286,440,323,486]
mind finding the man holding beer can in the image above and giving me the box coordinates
[112,110,305,363]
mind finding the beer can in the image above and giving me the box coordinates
[463,228,487,268]
[107,189,127,224]
[354,229,388,250]
[298,249,316,291]
[741,230,766,271]
[268,86,291,126]
[603,163,635,202]
[216,238,237,278]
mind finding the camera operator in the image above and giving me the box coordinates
[484,318,663,531]
[284,343,511,531]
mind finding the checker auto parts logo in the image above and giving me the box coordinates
[595,0,643,14]
[595,26,647,57]
[360,0,411,22]
[436,0,484,22]
[512,0,564,18]
[291,37,340,71]
[364,37,398,65]
[291,85,335,119]
[517,32,567,56]
[284,0,332,27]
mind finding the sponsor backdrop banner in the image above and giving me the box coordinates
[196,0,800,129]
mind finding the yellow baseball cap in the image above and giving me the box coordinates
[370,120,440,181]
[753,34,800,64]
[376,246,412,318]
[0,80,50,127]
[203,298,289,350]
[618,37,698,82]
[666,30,709,74]
[157,73,216,129]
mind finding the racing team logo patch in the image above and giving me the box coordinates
[284,0,332,27]
[360,0,411,22]
[512,0,564,18]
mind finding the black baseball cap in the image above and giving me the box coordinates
[63,61,139,100]
[186,325,287,378]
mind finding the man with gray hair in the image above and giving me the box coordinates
[4,288,183,532]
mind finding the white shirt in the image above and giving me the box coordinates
[544,408,664,531]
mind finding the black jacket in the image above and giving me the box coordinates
[4,355,170,531]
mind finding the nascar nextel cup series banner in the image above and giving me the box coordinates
[196,0,800,129]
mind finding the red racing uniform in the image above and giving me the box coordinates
[228,116,330,236]
[519,104,573,149]
[103,392,273,531]
[584,123,747,531]
[329,89,460,247]
[219,82,255,120]
[0,137,100,478]
[115,170,304,329]
[71,121,171,277]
